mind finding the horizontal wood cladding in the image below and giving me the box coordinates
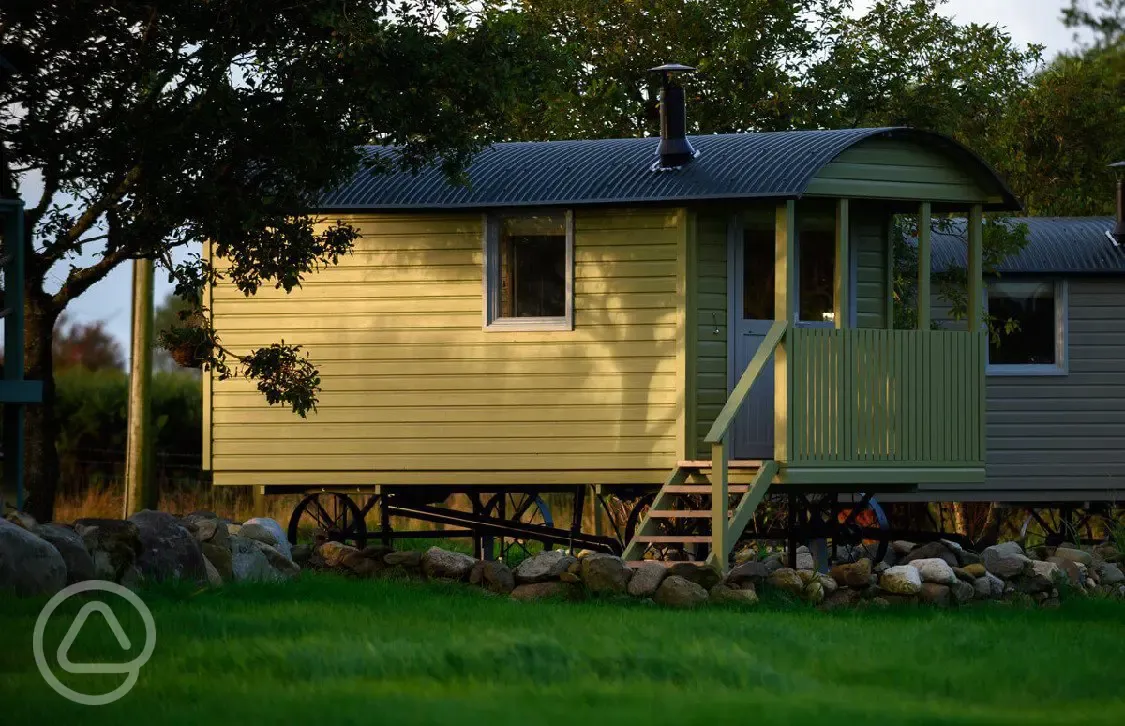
[208,208,684,484]
[805,137,1000,204]
[692,212,728,458]
[853,214,889,329]
[932,278,1125,496]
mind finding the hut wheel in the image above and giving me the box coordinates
[287,492,368,549]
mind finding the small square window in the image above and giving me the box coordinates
[986,280,1067,375]
[484,211,573,330]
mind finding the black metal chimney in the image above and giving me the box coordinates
[649,63,698,169]
[1112,162,1125,245]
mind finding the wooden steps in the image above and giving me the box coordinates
[677,459,763,470]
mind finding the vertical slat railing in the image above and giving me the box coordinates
[788,328,985,466]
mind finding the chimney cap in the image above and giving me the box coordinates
[648,63,696,74]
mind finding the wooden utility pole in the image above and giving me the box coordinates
[123,257,156,516]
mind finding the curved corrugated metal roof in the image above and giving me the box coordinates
[320,127,1019,211]
[931,217,1125,274]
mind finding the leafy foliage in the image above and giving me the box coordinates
[51,314,125,372]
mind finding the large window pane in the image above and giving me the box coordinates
[799,229,835,323]
[499,214,566,318]
[742,229,775,320]
[988,281,1056,365]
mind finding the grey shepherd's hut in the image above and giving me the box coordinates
[914,215,1125,505]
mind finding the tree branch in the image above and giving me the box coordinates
[42,166,141,263]
[51,244,137,308]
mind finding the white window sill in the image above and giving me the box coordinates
[484,317,573,332]
[986,364,1068,377]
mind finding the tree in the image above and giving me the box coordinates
[1064,0,1125,48]
[1,0,540,520]
[52,314,125,372]
[153,292,196,373]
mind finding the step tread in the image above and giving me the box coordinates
[678,459,764,469]
[631,535,713,543]
[648,509,732,518]
[664,484,751,494]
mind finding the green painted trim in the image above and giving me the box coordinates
[779,466,985,485]
[681,209,698,460]
[884,216,894,329]
[775,201,796,464]
[967,205,984,331]
[917,202,931,328]
[704,321,787,443]
[0,380,42,404]
[834,199,850,328]
[710,440,728,564]
[804,178,1000,204]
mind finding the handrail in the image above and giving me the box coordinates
[704,321,787,444]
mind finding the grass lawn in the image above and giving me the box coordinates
[2,573,1124,725]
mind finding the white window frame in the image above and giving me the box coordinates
[482,209,574,331]
[985,278,1068,377]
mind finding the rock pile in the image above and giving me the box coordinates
[0,509,300,596]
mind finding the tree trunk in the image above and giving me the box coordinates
[22,300,60,522]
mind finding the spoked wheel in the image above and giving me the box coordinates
[1019,507,1102,549]
[623,492,709,561]
[793,492,890,570]
[483,492,554,561]
[287,492,368,548]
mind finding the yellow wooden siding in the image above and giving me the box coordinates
[692,212,729,458]
[209,208,684,485]
[806,137,1001,204]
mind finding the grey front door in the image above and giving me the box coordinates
[730,214,838,460]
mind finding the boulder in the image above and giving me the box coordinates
[951,580,975,604]
[725,560,770,587]
[918,582,952,607]
[908,557,957,585]
[291,544,312,568]
[820,587,863,611]
[983,541,1034,579]
[510,581,581,601]
[1047,556,1085,587]
[341,547,385,578]
[73,518,142,582]
[797,569,818,585]
[4,510,37,530]
[181,513,230,549]
[470,560,516,594]
[581,553,632,595]
[256,541,299,580]
[1052,546,1092,567]
[653,575,708,608]
[317,541,360,569]
[766,567,805,597]
[242,518,291,560]
[0,519,67,596]
[33,524,96,584]
[962,563,987,579]
[128,510,207,584]
[202,541,233,582]
[855,542,895,565]
[203,556,222,587]
[231,536,285,582]
[1016,560,1066,593]
[803,580,826,604]
[829,558,872,588]
[879,565,923,595]
[513,550,577,583]
[973,573,1005,600]
[817,573,838,595]
[760,553,785,573]
[794,546,815,571]
[1096,562,1125,585]
[627,563,668,597]
[238,521,279,548]
[891,540,917,557]
[957,549,983,568]
[952,567,976,584]
[421,547,477,581]
[383,550,423,568]
[902,541,959,568]
[710,582,758,606]
[666,562,721,590]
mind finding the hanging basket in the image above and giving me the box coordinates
[166,339,212,368]
[159,311,212,368]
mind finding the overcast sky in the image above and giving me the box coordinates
[26,0,1088,352]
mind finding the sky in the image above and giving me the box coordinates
[22,0,1089,353]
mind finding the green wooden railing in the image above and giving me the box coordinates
[786,328,986,467]
[701,321,787,566]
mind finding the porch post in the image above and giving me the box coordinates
[774,200,795,463]
[967,204,984,331]
[833,199,849,329]
[917,202,931,329]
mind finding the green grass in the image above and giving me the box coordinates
[3,573,1125,725]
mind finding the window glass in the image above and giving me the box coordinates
[742,228,775,320]
[498,214,566,318]
[799,229,835,323]
[988,281,1056,365]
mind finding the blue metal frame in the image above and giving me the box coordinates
[1,197,41,512]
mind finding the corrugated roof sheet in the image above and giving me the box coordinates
[320,126,1018,211]
[931,217,1125,274]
